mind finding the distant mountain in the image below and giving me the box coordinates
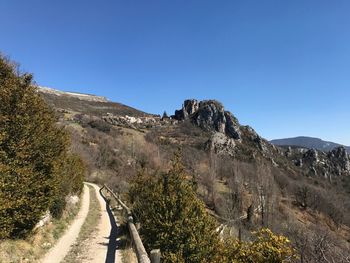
[38,86,154,117]
[270,136,350,152]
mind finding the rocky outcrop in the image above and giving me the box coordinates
[174,99,199,120]
[282,145,350,178]
[192,100,227,133]
[173,100,244,155]
[174,100,241,140]
[224,112,241,139]
[303,149,319,163]
[206,133,236,156]
[328,147,350,175]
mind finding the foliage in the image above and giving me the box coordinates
[0,55,84,238]
[129,151,221,263]
[218,228,297,263]
[50,153,85,218]
[129,151,297,263]
[86,119,111,133]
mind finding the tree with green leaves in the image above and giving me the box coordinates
[50,153,85,218]
[0,55,84,239]
[129,151,221,263]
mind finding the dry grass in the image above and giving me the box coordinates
[0,196,82,263]
[215,180,230,194]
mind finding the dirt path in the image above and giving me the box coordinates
[41,183,122,263]
[41,184,90,263]
[82,183,122,263]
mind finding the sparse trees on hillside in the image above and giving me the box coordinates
[129,151,297,263]
[0,55,84,238]
[294,185,311,209]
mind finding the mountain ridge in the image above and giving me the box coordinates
[37,86,155,118]
[270,136,350,153]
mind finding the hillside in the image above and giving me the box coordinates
[38,86,155,118]
[39,90,350,262]
[271,136,350,153]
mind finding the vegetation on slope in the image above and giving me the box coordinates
[0,55,85,239]
[129,152,296,263]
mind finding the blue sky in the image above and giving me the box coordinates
[1,0,350,145]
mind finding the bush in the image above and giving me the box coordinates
[0,55,84,238]
[129,151,221,263]
[50,153,85,218]
[87,119,111,133]
[218,228,297,263]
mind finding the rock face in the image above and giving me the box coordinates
[173,100,244,155]
[193,100,227,133]
[283,145,350,178]
[206,133,236,156]
[303,149,319,163]
[328,147,350,175]
[174,100,241,140]
[224,112,241,139]
[174,99,199,120]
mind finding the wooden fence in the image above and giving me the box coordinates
[102,184,161,263]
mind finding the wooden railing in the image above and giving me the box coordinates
[102,184,161,263]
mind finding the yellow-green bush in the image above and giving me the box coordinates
[218,228,297,263]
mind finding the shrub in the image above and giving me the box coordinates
[219,228,297,263]
[50,153,85,218]
[0,55,84,238]
[129,151,221,263]
[87,119,111,133]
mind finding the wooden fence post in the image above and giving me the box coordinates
[150,249,161,263]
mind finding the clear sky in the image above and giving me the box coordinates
[1,0,350,145]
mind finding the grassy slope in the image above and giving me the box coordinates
[39,92,154,118]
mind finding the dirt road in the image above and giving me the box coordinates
[41,183,122,263]
[82,183,122,263]
[42,184,90,263]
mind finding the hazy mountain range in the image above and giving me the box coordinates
[270,136,350,153]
